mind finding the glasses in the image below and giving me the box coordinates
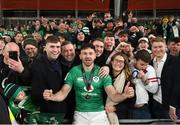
[113,59,125,64]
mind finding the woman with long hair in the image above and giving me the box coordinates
[105,52,135,125]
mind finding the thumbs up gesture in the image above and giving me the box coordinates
[123,82,134,98]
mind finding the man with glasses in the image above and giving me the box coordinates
[23,38,39,64]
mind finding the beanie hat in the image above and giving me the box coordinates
[82,27,90,35]
[3,83,24,102]
[3,84,38,117]
[138,37,149,43]
[23,38,38,49]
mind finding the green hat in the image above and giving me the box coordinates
[23,38,38,49]
[3,84,38,117]
[3,83,24,102]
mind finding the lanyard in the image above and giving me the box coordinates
[81,66,95,91]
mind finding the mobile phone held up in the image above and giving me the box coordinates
[9,51,18,61]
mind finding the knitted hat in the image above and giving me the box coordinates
[138,37,149,43]
[3,83,24,102]
[3,84,37,117]
[82,27,90,35]
[23,38,38,49]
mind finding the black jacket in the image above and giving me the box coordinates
[0,94,11,124]
[0,55,30,87]
[31,54,66,113]
[170,57,180,108]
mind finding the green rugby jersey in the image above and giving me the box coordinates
[65,64,112,112]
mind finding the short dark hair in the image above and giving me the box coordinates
[15,32,22,37]
[105,31,114,37]
[134,50,151,63]
[46,36,60,44]
[81,43,95,52]
[118,31,128,36]
[169,37,180,44]
[91,38,104,44]
[61,41,73,47]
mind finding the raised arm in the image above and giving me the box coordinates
[43,84,72,102]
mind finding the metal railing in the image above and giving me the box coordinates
[62,119,180,124]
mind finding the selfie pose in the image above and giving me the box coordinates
[0,42,29,85]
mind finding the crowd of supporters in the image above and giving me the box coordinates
[0,11,180,124]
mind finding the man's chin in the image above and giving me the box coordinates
[84,62,93,67]
[51,56,59,60]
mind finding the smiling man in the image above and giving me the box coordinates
[30,36,66,124]
[150,37,180,121]
[43,44,134,125]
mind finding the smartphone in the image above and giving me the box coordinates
[9,51,18,61]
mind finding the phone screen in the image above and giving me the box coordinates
[9,51,18,61]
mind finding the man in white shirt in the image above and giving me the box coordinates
[131,50,158,119]
[150,37,180,120]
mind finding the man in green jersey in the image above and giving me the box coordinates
[43,44,134,125]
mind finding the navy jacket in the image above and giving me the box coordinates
[31,54,66,113]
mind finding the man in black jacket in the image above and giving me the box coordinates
[0,93,11,124]
[169,56,180,122]
[30,36,66,124]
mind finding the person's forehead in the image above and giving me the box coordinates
[119,34,128,37]
[93,40,104,45]
[6,43,19,51]
[104,36,114,40]
[114,55,124,60]
[33,33,41,37]
[139,40,148,43]
[25,44,37,49]
[152,41,165,46]
[16,33,23,37]
[81,48,95,52]
[63,44,74,50]
[46,42,61,46]
[169,41,176,44]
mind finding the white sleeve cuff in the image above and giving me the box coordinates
[169,105,176,110]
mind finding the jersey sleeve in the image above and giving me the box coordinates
[64,68,75,87]
[102,75,112,88]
